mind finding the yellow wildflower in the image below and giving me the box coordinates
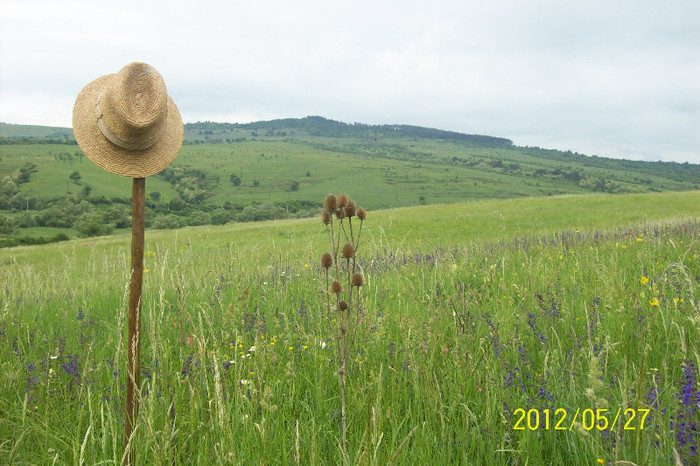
[649,298,659,307]
[640,276,648,284]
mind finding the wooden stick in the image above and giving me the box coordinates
[124,177,145,465]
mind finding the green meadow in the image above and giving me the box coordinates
[3,118,700,248]
[1,190,699,464]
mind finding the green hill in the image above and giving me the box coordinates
[1,116,699,246]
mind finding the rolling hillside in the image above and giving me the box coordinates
[1,117,699,245]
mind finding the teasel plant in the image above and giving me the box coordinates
[320,193,367,462]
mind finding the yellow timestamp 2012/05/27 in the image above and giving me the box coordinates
[512,407,650,431]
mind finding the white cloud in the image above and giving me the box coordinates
[0,0,698,163]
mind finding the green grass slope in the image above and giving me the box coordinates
[2,117,698,243]
[0,191,698,464]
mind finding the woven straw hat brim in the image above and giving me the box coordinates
[72,73,183,178]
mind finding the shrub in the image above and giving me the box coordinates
[74,211,115,238]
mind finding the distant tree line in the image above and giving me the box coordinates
[184,116,514,147]
[0,137,77,145]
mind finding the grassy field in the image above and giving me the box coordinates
[3,118,700,214]
[2,137,698,211]
[1,191,699,464]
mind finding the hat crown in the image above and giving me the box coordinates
[98,63,168,151]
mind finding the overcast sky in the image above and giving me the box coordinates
[1,0,698,163]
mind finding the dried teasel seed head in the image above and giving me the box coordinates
[335,208,345,220]
[352,272,364,287]
[345,200,356,218]
[321,252,333,269]
[331,280,342,294]
[338,300,349,311]
[357,207,366,221]
[324,194,336,212]
[321,210,331,225]
[341,242,354,259]
[337,193,348,208]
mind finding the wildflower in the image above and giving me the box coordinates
[302,345,308,350]
[321,252,333,269]
[288,346,293,351]
[337,193,348,208]
[304,263,310,269]
[641,276,648,284]
[144,269,150,273]
[345,200,356,218]
[341,243,354,259]
[331,280,342,294]
[637,237,643,242]
[678,360,699,409]
[324,194,337,212]
[351,272,364,287]
[321,210,331,225]
[649,298,659,307]
[597,459,605,464]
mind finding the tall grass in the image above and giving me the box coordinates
[0,192,698,464]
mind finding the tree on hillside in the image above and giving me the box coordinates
[74,211,115,237]
[69,171,82,185]
[168,196,185,211]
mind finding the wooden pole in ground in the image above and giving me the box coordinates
[124,177,146,465]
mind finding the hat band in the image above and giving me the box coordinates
[95,91,167,151]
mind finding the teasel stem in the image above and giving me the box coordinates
[339,352,348,462]
[355,218,364,254]
[326,213,337,259]
[339,299,349,463]
[347,217,355,251]
[324,267,331,324]
[339,216,352,245]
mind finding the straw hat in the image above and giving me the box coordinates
[72,62,183,178]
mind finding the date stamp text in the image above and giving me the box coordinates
[512,408,650,431]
